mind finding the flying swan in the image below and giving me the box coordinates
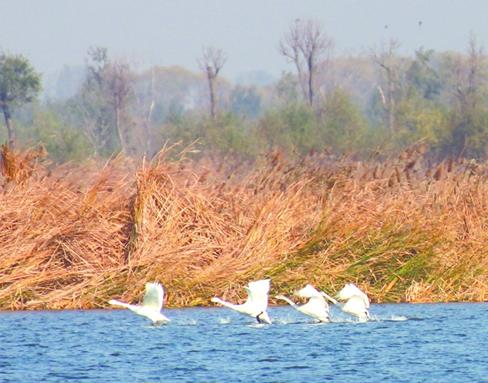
[322,283,370,320]
[109,282,170,325]
[211,279,272,324]
[276,284,330,322]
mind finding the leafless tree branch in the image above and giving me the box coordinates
[279,19,333,106]
[198,46,226,119]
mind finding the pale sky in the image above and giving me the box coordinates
[0,0,487,80]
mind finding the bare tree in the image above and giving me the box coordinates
[81,47,113,155]
[198,47,226,119]
[450,34,487,156]
[455,34,484,114]
[279,19,333,106]
[82,47,134,155]
[373,39,401,134]
[131,67,157,157]
[141,68,156,157]
[106,59,133,154]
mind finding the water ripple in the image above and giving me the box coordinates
[1,303,488,382]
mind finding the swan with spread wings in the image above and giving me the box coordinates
[276,284,330,323]
[321,283,370,320]
[211,279,272,324]
[109,282,170,325]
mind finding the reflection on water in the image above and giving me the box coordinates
[1,303,487,382]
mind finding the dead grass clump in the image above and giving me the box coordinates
[3,145,488,309]
[1,144,48,185]
[0,157,133,309]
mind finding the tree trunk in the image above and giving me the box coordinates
[208,74,216,119]
[307,55,314,106]
[115,105,127,154]
[292,54,307,102]
[1,103,15,148]
[387,71,396,134]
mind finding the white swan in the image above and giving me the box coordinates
[109,282,170,325]
[211,279,272,324]
[276,284,329,322]
[322,283,370,320]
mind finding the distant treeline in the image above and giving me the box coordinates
[2,21,488,161]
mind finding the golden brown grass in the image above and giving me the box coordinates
[1,144,488,310]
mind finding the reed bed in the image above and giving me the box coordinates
[1,144,488,310]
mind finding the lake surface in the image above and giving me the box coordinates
[0,303,487,382]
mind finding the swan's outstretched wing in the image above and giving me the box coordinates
[299,296,330,322]
[296,284,320,299]
[336,283,354,300]
[142,282,164,310]
[337,283,370,308]
[350,285,369,308]
[244,279,270,309]
[359,292,370,308]
[342,295,369,319]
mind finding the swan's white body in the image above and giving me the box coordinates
[109,282,170,325]
[334,283,370,320]
[211,279,272,324]
[276,284,329,322]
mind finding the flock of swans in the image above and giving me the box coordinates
[109,279,371,325]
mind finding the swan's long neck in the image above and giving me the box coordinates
[276,295,299,309]
[320,291,338,305]
[212,297,243,312]
[109,299,137,311]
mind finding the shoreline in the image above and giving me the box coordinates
[0,300,487,314]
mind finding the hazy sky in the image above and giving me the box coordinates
[1,0,487,79]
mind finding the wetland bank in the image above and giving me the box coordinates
[1,145,487,311]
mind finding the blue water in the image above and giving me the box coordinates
[0,303,487,382]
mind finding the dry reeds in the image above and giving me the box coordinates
[1,144,488,310]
